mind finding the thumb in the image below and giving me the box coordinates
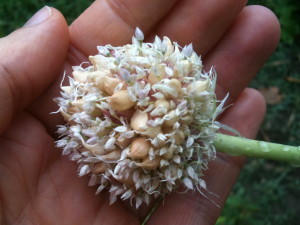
[0,6,69,134]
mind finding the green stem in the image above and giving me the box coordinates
[141,196,163,225]
[213,133,300,167]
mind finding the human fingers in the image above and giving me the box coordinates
[148,88,266,225]
[69,0,179,56]
[204,5,280,103]
[0,110,140,225]
[148,0,247,55]
[149,4,280,106]
[0,6,69,134]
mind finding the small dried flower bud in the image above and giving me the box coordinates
[169,100,176,110]
[69,99,85,113]
[172,130,185,145]
[68,107,78,114]
[167,79,181,94]
[162,126,173,134]
[97,127,113,136]
[176,60,192,76]
[162,147,174,160]
[160,79,182,98]
[73,71,89,83]
[162,37,174,56]
[148,64,166,85]
[135,27,144,41]
[120,68,130,82]
[89,71,112,83]
[151,136,166,148]
[127,137,151,159]
[60,109,71,122]
[91,162,107,173]
[71,99,85,108]
[180,113,193,124]
[154,99,170,111]
[116,136,134,149]
[98,76,123,95]
[97,46,110,55]
[100,149,122,161]
[130,110,148,132]
[61,86,72,94]
[183,43,194,58]
[108,90,135,111]
[89,55,115,70]
[141,126,162,139]
[187,80,209,94]
[164,110,179,127]
[90,107,102,118]
[82,141,106,155]
[136,156,161,170]
[117,175,135,187]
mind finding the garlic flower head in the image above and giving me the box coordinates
[55,28,223,209]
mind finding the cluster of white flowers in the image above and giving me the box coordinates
[55,28,224,208]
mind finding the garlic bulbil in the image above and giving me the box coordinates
[55,28,225,209]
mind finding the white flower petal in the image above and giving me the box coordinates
[183,43,193,58]
[173,155,181,164]
[105,137,116,150]
[79,164,89,177]
[88,174,98,186]
[160,159,169,167]
[177,169,183,178]
[152,92,164,99]
[135,27,144,41]
[198,179,207,190]
[135,196,143,209]
[183,177,193,190]
[96,184,106,194]
[186,136,194,148]
[114,126,127,133]
[187,166,195,179]
[121,189,132,200]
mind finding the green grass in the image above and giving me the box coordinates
[1,1,300,224]
[0,0,94,36]
[218,159,300,225]
[251,43,300,146]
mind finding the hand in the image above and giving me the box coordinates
[0,1,280,224]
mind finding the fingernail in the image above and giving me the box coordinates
[24,6,52,27]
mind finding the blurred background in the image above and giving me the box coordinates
[218,1,300,224]
[0,0,299,224]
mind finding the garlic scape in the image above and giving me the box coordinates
[55,28,300,209]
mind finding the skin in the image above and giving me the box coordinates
[0,0,280,224]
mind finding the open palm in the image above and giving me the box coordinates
[0,0,280,224]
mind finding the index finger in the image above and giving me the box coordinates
[69,0,179,55]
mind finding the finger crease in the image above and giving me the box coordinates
[104,0,141,30]
[0,59,35,111]
[0,64,18,111]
